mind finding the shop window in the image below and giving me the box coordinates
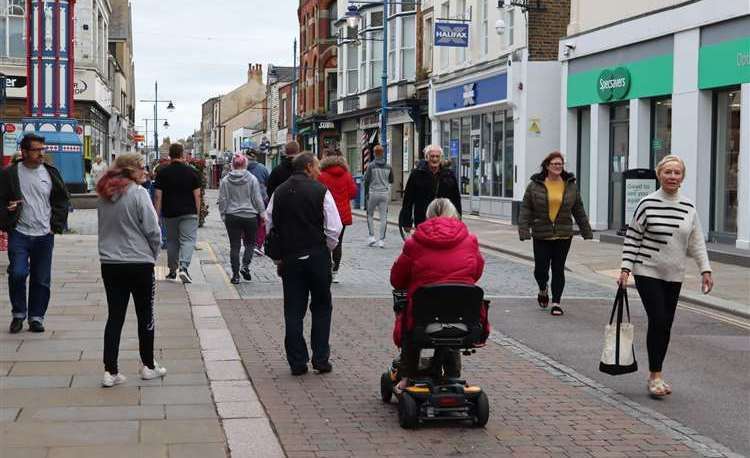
[450,118,460,187]
[503,111,514,198]
[345,131,359,174]
[441,120,451,160]
[711,89,741,239]
[650,98,672,168]
[460,117,471,195]
[480,114,492,196]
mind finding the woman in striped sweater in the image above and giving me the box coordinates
[617,155,713,398]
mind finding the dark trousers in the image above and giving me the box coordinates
[331,226,346,272]
[7,230,54,323]
[224,214,258,275]
[532,238,572,303]
[634,275,682,372]
[101,263,156,374]
[399,341,461,379]
[281,249,333,369]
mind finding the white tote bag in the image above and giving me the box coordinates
[599,288,638,375]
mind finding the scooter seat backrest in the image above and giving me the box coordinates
[411,284,484,348]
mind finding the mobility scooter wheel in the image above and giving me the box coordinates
[398,393,419,429]
[380,372,393,403]
[473,391,490,427]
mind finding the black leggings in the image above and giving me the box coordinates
[102,263,156,374]
[399,341,461,379]
[224,214,259,275]
[532,238,572,303]
[331,226,346,272]
[634,275,682,372]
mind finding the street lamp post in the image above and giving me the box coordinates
[140,81,175,161]
[142,117,170,162]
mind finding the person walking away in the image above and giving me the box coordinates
[267,141,300,198]
[91,155,107,185]
[154,143,201,283]
[218,154,266,284]
[96,154,166,387]
[246,148,270,256]
[266,152,342,375]
[0,134,70,333]
[518,151,593,316]
[617,154,712,398]
[317,149,356,283]
[363,145,392,248]
[399,144,461,234]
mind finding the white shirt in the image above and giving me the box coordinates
[91,161,107,184]
[16,163,53,236]
[266,189,343,253]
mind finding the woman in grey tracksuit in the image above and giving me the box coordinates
[218,154,266,284]
[363,145,393,247]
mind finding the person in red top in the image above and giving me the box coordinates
[390,198,485,392]
[318,149,357,283]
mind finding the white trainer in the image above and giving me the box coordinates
[367,236,377,246]
[377,240,385,248]
[102,372,127,387]
[140,362,167,380]
[331,271,340,283]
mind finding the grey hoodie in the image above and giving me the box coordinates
[363,158,393,194]
[98,183,161,264]
[218,170,266,220]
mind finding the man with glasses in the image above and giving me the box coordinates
[0,133,71,333]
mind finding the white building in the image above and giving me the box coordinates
[559,0,750,249]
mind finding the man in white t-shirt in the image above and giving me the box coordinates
[0,134,70,333]
[91,155,107,185]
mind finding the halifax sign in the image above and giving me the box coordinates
[435,22,469,48]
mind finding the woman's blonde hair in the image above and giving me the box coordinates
[655,154,686,179]
[426,198,459,219]
[112,153,145,181]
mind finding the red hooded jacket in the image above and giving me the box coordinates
[390,216,485,347]
[318,156,357,226]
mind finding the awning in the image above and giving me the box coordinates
[297,127,312,136]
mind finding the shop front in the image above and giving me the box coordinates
[431,71,514,218]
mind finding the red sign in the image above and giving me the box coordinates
[134,134,145,142]
[75,126,83,135]
[4,124,16,133]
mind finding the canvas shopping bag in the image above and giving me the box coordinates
[599,287,638,375]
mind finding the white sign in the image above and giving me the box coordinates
[624,178,657,224]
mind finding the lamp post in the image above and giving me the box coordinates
[140,81,175,161]
[142,117,170,162]
[343,1,418,162]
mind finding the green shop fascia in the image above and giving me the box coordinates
[567,54,674,108]
[698,35,750,89]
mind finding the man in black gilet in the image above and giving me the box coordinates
[266,152,343,375]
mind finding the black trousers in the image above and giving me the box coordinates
[331,226,346,272]
[532,238,572,303]
[634,275,682,372]
[224,214,258,275]
[281,249,333,369]
[101,263,156,374]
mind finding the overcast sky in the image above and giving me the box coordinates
[131,0,299,144]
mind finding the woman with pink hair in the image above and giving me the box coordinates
[217,154,266,284]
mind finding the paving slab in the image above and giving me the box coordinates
[139,419,226,444]
[168,443,229,458]
[1,447,49,458]
[140,385,212,405]
[17,405,165,422]
[1,420,139,446]
[165,404,219,420]
[0,375,72,388]
[47,444,167,458]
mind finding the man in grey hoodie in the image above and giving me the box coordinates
[363,145,392,247]
[218,154,266,284]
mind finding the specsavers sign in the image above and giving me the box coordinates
[597,68,631,101]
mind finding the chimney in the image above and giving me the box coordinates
[247,64,263,83]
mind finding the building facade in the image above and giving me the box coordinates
[108,0,136,156]
[266,64,296,165]
[559,0,749,249]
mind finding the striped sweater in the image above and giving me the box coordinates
[621,189,711,282]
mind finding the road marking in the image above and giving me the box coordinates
[679,302,750,330]
[202,241,233,287]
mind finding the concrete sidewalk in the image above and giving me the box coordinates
[353,205,750,318]
[0,232,283,458]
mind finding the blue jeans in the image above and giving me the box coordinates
[7,230,55,323]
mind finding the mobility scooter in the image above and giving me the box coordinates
[380,284,490,429]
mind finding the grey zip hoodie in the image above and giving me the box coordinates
[98,183,161,264]
[364,158,393,194]
[218,170,266,220]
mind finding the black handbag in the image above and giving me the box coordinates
[264,226,282,261]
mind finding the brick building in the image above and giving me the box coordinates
[266,65,296,165]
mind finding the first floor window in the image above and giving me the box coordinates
[401,16,416,80]
[346,42,358,94]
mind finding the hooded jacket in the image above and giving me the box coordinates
[399,160,462,229]
[318,155,357,226]
[0,162,69,234]
[247,160,270,201]
[363,157,393,194]
[267,155,294,198]
[97,176,161,264]
[390,216,484,346]
[217,170,265,220]
[518,171,593,241]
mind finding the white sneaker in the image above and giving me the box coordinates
[368,236,377,246]
[140,362,167,380]
[377,240,385,248]
[102,372,127,387]
[331,271,340,283]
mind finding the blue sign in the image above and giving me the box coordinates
[450,139,459,156]
[435,73,508,113]
[435,22,469,48]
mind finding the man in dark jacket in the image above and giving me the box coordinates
[399,144,462,232]
[266,152,342,376]
[266,141,299,198]
[0,133,70,333]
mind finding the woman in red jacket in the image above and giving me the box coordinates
[390,198,485,392]
[318,150,357,283]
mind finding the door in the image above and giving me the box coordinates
[470,133,481,213]
[609,103,630,230]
